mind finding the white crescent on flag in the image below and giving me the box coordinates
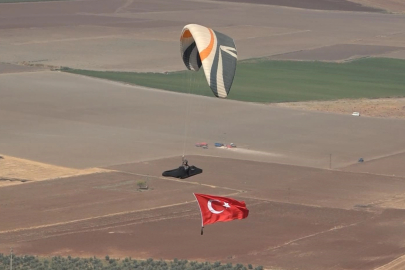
[207,199,224,214]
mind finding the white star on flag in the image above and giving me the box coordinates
[223,202,230,208]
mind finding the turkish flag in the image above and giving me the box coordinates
[194,193,249,227]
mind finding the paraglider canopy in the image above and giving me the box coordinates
[180,24,237,98]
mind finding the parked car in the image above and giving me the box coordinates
[195,142,208,147]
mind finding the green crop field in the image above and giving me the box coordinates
[64,58,405,103]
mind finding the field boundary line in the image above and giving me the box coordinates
[114,170,247,193]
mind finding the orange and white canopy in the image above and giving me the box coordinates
[180,24,237,98]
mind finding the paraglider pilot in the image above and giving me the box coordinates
[182,156,189,172]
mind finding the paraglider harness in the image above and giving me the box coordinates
[162,156,203,179]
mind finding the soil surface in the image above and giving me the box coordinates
[1,155,405,269]
[214,0,382,12]
[272,98,405,119]
[350,0,405,13]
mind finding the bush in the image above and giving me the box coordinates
[137,180,147,188]
[0,254,260,270]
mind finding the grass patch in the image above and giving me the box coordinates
[63,58,405,103]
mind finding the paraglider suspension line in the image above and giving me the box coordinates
[182,73,194,157]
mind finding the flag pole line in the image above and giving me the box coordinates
[193,193,204,235]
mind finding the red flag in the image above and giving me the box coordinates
[194,193,249,228]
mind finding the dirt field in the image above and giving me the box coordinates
[350,0,405,13]
[215,0,382,12]
[2,71,405,171]
[107,156,405,210]
[338,152,405,211]
[0,154,107,187]
[375,254,405,270]
[272,98,405,119]
[342,152,405,178]
[0,0,404,71]
[0,168,224,233]
[216,0,405,13]
[1,0,405,268]
[0,63,45,74]
[1,156,405,269]
[269,44,405,61]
